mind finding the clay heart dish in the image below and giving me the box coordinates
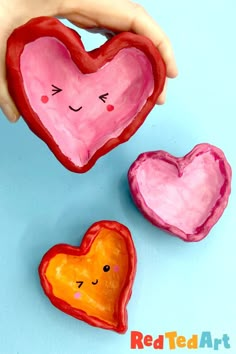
[39,221,136,333]
[6,17,166,172]
[128,144,232,242]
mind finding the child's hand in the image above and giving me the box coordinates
[0,0,177,122]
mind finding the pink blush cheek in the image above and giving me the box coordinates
[107,104,114,112]
[74,292,81,299]
[41,95,49,104]
[113,265,120,272]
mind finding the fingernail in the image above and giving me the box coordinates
[1,104,18,122]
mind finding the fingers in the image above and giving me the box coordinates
[156,79,167,105]
[85,27,116,40]
[128,3,178,79]
[0,86,20,122]
[64,1,178,79]
[0,34,20,122]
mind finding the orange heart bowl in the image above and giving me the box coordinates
[39,221,137,333]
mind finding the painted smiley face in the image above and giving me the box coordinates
[74,263,120,299]
[41,88,115,113]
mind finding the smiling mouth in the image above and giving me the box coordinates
[69,105,82,112]
[92,279,98,285]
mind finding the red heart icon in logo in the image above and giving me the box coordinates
[39,221,137,333]
[7,17,166,172]
[128,144,232,242]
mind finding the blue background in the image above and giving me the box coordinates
[0,0,235,353]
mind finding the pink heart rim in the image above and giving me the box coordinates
[128,143,232,242]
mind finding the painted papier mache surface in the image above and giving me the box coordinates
[6,16,166,172]
[128,144,232,242]
[39,221,137,334]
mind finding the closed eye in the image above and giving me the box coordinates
[76,281,83,288]
[99,93,109,103]
[52,84,62,96]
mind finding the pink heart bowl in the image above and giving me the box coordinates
[6,17,166,173]
[128,144,232,242]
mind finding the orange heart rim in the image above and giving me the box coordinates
[39,221,137,334]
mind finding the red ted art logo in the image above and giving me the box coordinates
[131,331,231,350]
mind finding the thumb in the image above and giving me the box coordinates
[0,31,20,122]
